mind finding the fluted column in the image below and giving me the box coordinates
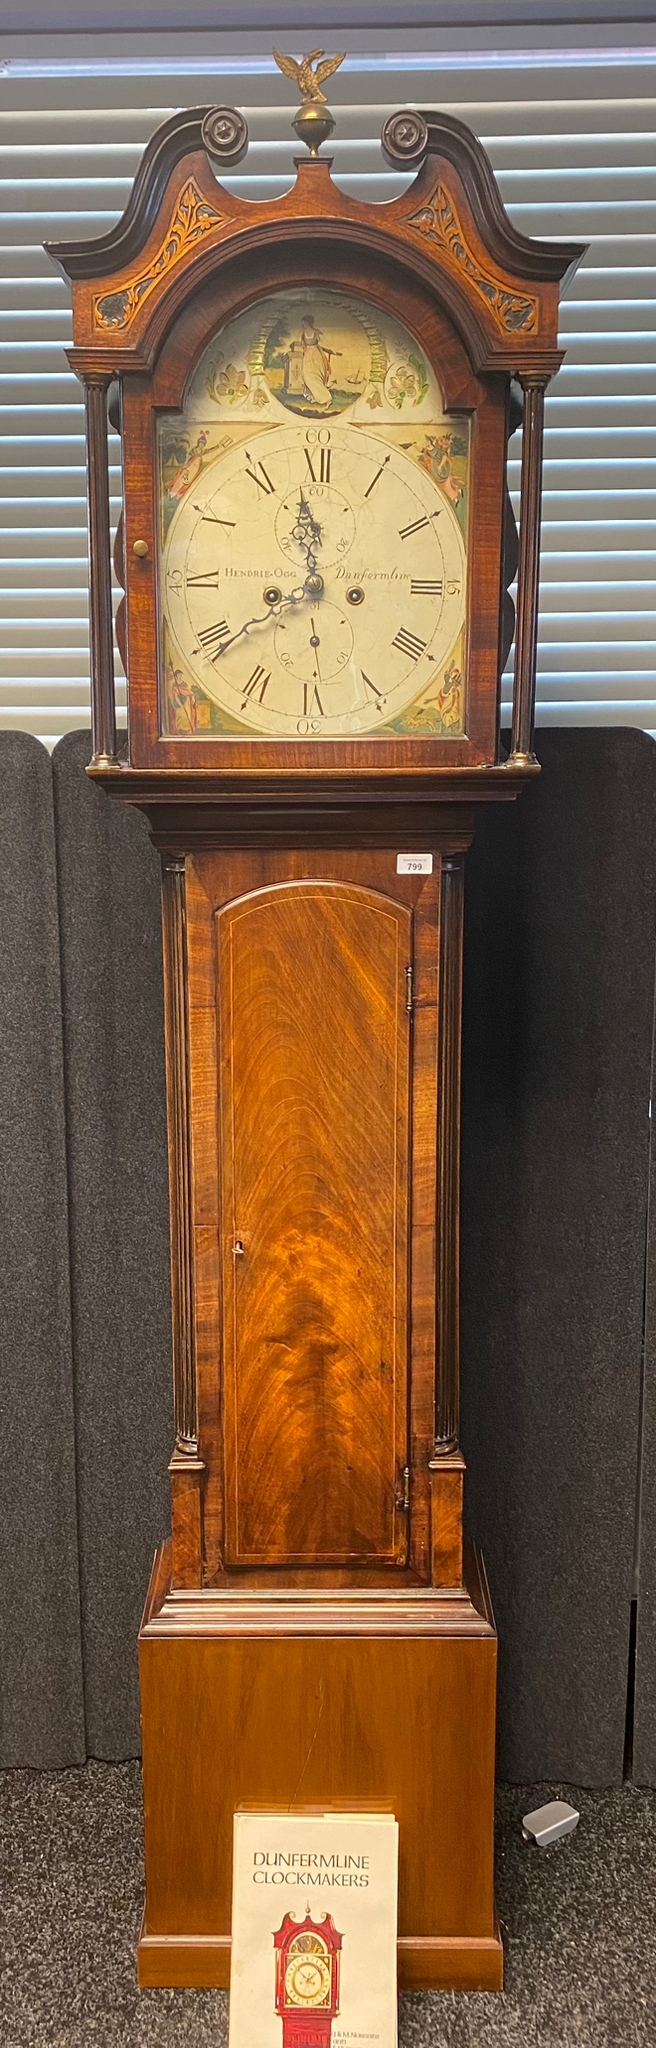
[84,375,118,766]
[435,854,465,1452]
[430,854,466,1587]
[161,855,204,1587]
[510,373,549,764]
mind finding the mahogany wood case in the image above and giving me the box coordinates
[47,87,584,1992]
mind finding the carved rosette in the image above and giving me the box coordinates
[201,105,249,165]
[381,109,429,169]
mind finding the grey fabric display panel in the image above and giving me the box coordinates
[1,724,651,1773]
[634,1014,656,1785]
[461,729,656,1786]
[52,733,172,1759]
[0,733,85,1768]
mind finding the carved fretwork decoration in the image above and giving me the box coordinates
[409,184,539,335]
[94,178,228,331]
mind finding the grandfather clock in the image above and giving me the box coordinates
[274,1910,342,2047]
[47,55,583,1993]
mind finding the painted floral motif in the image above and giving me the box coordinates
[386,355,428,409]
[206,357,249,405]
[94,179,227,331]
[409,183,538,336]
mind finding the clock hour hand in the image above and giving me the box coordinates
[295,488,322,545]
[292,489,323,576]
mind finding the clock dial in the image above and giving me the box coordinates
[285,1951,332,2005]
[158,288,469,740]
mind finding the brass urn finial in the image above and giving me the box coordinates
[273,47,346,156]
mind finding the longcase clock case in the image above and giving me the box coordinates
[47,90,584,1992]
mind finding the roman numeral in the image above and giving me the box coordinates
[361,671,384,710]
[304,445,331,484]
[410,579,443,595]
[399,515,430,540]
[241,665,271,706]
[364,453,391,498]
[197,619,230,656]
[193,504,235,527]
[245,453,275,495]
[392,627,427,663]
[186,569,220,588]
[303,682,324,718]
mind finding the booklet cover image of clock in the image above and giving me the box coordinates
[228,1811,399,2048]
[158,287,469,741]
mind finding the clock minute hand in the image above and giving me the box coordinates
[198,610,270,661]
[204,573,319,661]
[199,493,324,664]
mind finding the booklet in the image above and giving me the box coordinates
[229,1809,399,2048]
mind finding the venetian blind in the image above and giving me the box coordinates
[0,37,654,744]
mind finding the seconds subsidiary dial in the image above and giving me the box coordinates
[161,422,466,739]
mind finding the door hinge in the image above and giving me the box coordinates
[396,1465,411,1514]
[405,964,413,1015]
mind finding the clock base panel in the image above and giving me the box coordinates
[137,1539,502,1993]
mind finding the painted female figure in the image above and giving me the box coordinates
[284,313,338,411]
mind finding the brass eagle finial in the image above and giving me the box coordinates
[273,48,346,103]
[273,48,346,156]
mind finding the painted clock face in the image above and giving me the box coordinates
[284,1948,332,2005]
[158,287,470,741]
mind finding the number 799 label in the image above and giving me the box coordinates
[396,853,433,874]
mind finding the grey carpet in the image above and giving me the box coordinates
[0,1765,654,2047]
